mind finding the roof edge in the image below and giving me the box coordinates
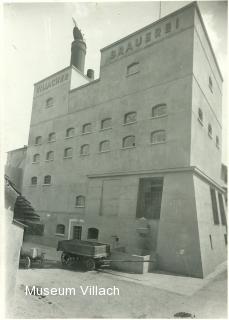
[34,66,72,86]
[194,2,223,81]
[101,1,197,52]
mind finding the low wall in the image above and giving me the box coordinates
[110,251,150,274]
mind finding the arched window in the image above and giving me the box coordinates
[46,97,54,108]
[208,124,212,138]
[64,147,73,158]
[46,151,54,161]
[44,175,51,185]
[216,136,219,148]
[35,136,42,145]
[99,140,110,152]
[122,135,135,148]
[198,108,203,123]
[82,123,92,134]
[101,118,112,130]
[87,228,99,240]
[151,130,166,144]
[66,127,74,138]
[124,112,137,124]
[56,224,65,235]
[152,104,167,118]
[48,132,56,142]
[80,144,89,156]
[127,62,139,76]
[33,154,40,163]
[31,176,37,185]
[75,195,85,207]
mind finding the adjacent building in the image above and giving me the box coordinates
[20,2,227,277]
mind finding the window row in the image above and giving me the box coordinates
[55,225,99,241]
[32,131,166,162]
[31,175,52,185]
[34,104,167,145]
[198,108,220,148]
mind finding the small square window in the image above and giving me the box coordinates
[101,118,112,130]
[48,132,56,142]
[127,62,139,77]
[35,136,42,145]
[122,135,135,148]
[46,97,54,108]
[64,148,73,158]
[80,144,89,156]
[66,128,74,138]
[100,140,110,152]
[82,123,92,134]
[124,112,137,124]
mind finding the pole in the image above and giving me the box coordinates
[159,1,162,19]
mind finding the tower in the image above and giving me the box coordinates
[70,21,86,73]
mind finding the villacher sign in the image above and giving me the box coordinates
[35,71,70,95]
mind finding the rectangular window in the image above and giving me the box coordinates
[72,226,82,240]
[136,178,163,220]
[210,188,219,225]
[209,235,213,250]
[224,234,227,246]
[218,193,227,226]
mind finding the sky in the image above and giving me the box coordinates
[2,0,228,163]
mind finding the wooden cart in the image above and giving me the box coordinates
[57,239,110,271]
[19,247,45,269]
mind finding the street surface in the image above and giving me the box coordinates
[11,261,227,319]
[9,244,227,318]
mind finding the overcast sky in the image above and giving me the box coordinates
[3,0,228,163]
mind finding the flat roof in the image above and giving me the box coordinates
[100,1,223,81]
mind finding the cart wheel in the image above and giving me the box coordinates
[24,256,31,269]
[61,253,71,265]
[84,258,96,271]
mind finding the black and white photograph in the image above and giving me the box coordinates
[2,0,228,319]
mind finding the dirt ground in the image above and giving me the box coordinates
[9,257,227,319]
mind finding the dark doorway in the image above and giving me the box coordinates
[87,228,99,240]
[136,177,163,220]
[72,226,82,239]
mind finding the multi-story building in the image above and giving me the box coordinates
[21,2,227,278]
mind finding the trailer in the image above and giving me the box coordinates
[57,239,110,270]
[20,247,45,269]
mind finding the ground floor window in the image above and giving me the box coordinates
[56,224,65,235]
[87,228,99,240]
[136,177,163,219]
[72,226,82,240]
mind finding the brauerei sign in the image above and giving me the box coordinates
[103,16,180,65]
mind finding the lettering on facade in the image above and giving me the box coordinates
[36,72,69,95]
[107,17,180,64]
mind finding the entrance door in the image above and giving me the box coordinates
[72,226,82,239]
